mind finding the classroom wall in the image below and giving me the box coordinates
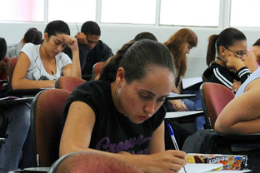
[1,22,260,78]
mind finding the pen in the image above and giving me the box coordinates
[76,23,79,33]
[167,123,187,173]
[51,71,58,80]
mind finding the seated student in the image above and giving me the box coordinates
[163,28,205,133]
[60,40,187,173]
[6,28,42,59]
[250,38,260,66]
[164,28,198,113]
[215,66,260,135]
[203,28,252,92]
[133,32,158,41]
[0,20,81,173]
[63,21,113,77]
[0,38,8,91]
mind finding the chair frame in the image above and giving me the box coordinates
[92,62,105,80]
[200,82,260,144]
[30,89,71,167]
[200,82,235,129]
[6,57,18,90]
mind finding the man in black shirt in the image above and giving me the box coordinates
[63,21,113,78]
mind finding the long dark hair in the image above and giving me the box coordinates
[99,39,175,83]
[44,20,70,38]
[206,28,246,66]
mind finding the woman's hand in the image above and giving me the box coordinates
[143,150,186,173]
[226,53,245,71]
[232,79,241,92]
[169,100,189,111]
[63,35,78,51]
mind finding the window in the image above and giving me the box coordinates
[48,0,96,23]
[0,0,44,22]
[101,0,156,24]
[230,0,260,27]
[160,0,220,27]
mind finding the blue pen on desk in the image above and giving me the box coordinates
[167,123,187,173]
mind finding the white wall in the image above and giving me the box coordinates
[1,22,260,78]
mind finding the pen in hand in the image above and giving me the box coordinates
[167,123,187,173]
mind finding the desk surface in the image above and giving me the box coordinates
[165,110,204,119]
[7,89,43,96]
[0,97,34,105]
[166,94,196,100]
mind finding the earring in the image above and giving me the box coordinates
[115,83,121,95]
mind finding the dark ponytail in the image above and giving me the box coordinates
[206,34,218,66]
[99,40,136,82]
[100,39,175,84]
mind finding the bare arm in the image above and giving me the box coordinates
[169,82,189,111]
[62,35,81,78]
[215,78,260,134]
[148,121,165,154]
[60,101,186,173]
[12,52,55,89]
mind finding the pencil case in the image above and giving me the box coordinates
[186,153,248,170]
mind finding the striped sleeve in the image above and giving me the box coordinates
[237,67,251,83]
[213,68,233,90]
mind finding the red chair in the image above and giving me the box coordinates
[30,89,71,167]
[92,62,105,80]
[49,151,143,173]
[55,76,86,92]
[200,82,235,129]
[6,57,18,90]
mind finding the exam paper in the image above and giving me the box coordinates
[179,163,223,173]
[182,77,203,89]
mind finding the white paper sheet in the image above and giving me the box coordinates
[182,77,203,89]
[179,163,223,173]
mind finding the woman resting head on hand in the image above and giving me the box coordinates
[60,39,187,173]
[12,20,81,90]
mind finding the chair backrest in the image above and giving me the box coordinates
[92,62,105,80]
[200,82,235,129]
[49,151,143,173]
[30,89,71,167]
[6,57,18,89]
[55,76,86,92]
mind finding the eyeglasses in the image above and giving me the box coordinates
[86,38,98,45]
[224,47,248,59]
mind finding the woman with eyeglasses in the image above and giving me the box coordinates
[203,27,252,92]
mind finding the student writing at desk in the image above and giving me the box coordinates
[60,40,186,173]
[0,20,81,173]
